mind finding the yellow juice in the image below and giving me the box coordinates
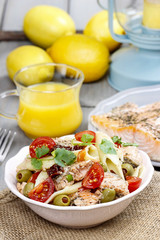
[143,0,160,29]
[17,82,82,138]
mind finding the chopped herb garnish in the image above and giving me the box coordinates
[52,148,76,167]
[111,136,138,147]
[99,139,117,155]
[122,142,138,147]
[72,133,94,146]
[66,174,73,182]
[81,134,94,143]
[31,158,42,170]
[112,136,120,144]
[35,145,50,158]
[72,140,91,146]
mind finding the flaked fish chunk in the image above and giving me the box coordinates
[54,160,93,191]
[70,189,102,206]
[17,182,27,194]
[69,160,93,181]
[120,146,143,167]
[53,137,85,151]
[100,172,129,197]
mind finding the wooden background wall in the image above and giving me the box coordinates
[0,0,132,33]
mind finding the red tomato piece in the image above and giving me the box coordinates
[77,149,86,162]
[75,130,96,143]
[114,142,121,148]
[27,171,40,184]
[126,176,142,193]
[28,177,54,202]
[82,162,104,189]
[29,136,56,158]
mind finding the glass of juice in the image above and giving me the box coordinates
[0,63,84,138]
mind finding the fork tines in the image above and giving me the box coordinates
[0,129,16,163]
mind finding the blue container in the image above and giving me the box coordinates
[106,0,160,91]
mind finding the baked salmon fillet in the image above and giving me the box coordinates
[91,102,160,162]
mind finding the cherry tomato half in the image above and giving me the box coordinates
[27,171,40,184]
[29,136,56,158]
[75,130,96,143]
[28,177,54,202]
[126,176,142,193]
[82,162,104,189]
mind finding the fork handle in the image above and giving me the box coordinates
[0,89,18,119]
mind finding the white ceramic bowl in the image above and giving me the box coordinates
[5,146,154,228]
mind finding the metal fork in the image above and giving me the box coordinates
[0,128,16,163]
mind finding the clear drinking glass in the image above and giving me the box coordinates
[0,63,84,138]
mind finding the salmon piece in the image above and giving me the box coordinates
[17,182,27,194]
[69,160,93,181]
[120,146,143,167]
[91,102,160,161]
[100,172,129,197]
[70,189,102,206]
[70,171,129,206]
[54,160,93,191]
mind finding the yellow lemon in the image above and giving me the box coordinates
[23,5,75,49]
[47,34,109,83]
[84,11,125,52]
[6,45,53,85]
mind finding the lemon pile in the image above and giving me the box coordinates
[6,45,53,81]
[47,34,109,83]
[23,6,76,49]
[6,6,124,83]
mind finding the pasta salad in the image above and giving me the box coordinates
[16,131,144,206]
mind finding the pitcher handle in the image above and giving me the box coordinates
[0,89,18,119]
[97,0,131,43]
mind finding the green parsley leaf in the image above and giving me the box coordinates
[52,148,76,167]
[122,142,138,147]
[31,158,42,170]
[112,136,122,144]
[99,139,117,155]
[111,136,138,147]
[71,134,94,147]
[35,146,50,158]
[81,134,94,143]
[72,140,92,146]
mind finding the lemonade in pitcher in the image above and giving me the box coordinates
[0,64,84,138]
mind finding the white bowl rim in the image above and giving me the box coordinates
[5,145,154,211]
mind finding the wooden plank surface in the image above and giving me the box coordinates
[2,0,68,31]
[0,0,133,32]
[0,31,27,41]
[69,0,102,30]
[0,0,6,28]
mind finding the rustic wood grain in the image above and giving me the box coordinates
[80,77,117,107]
[0,31,27,41]
[0,0,7,29]
[0,30,83,41]
[2,0,68,31]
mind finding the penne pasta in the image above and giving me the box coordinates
[45,182,82,204]
[132,165,144,178]
[96,132,124,179]
[84,145,99,162]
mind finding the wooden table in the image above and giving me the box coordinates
[0,40,117,190]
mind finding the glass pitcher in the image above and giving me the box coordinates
[0,63,84,139]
